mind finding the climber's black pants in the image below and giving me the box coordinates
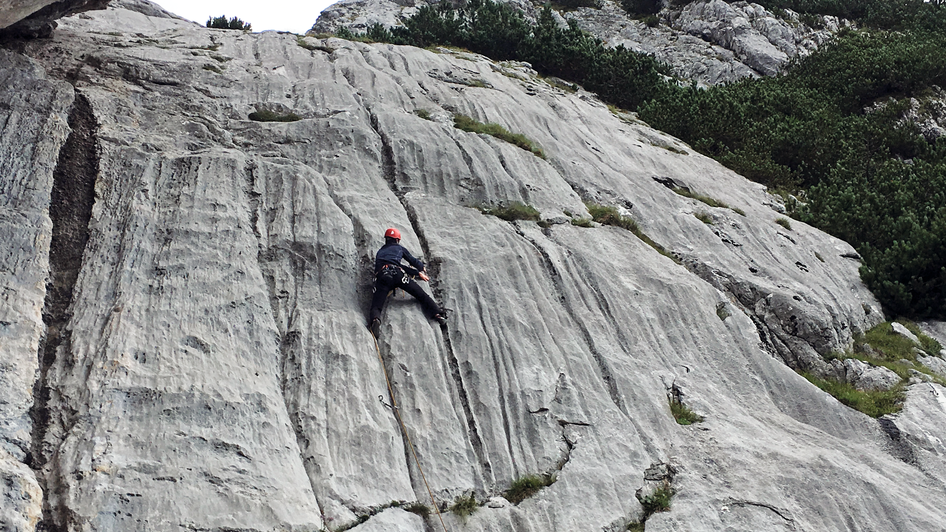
[369,269,441,324]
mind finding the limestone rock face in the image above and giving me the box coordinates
[665,0,838,77]
[312,0,843,86]
[0,48,73,532]
[0,0,60,29]
[1,3,946,532]
[0,0,109,37]
[829,358,901,392]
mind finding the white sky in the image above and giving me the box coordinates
[154,0,338,34]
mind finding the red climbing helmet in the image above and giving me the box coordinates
[384,227,401,240]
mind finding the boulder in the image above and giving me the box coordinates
[891,321,921,345]
[918,355,946,379]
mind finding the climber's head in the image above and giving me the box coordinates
[384,227,401,243]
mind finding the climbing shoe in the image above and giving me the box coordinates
[369,318,381,337]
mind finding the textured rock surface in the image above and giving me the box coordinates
[0,0,55,28]
[892,321,921,345]
[1,2,946,531]
[0,47,72,532]
[828,358,901,391]
[0,0,109,37]
[665,0,838,77]
[312,0,843,86]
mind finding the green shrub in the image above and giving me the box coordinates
[628,481,674,531]
[669,399,704,425]
[504,474,556,504]
[248,110,302,122]
[621,0,661,16]
[453,114,546,158]
[479,202,541,222]
[415,109,432,120]
[553,0,602,10]
[353,0,670,111]
[801,372,905,417]
[450,493,478,517]
[404,502,430,517]
[571,217,594,227]
[639,484,673,515]
[695,212,714,225]
[206,15,251,31]
[775,217,792,231]
[641,15,661,27]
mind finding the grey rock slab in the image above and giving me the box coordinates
[918,355,946,379]
[6,4,946,531]
[891,321,921,345]
[34,148,324,531]
[0,450,42,532]
[829,358,901,391]
[0,48,74,531]
[0,0,59,28]
[893,383,946,486]
[349,507,425,532]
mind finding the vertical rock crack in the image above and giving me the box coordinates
[30,91,99,532]
[368,106,493,483]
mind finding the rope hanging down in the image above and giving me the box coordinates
[371,331,450,532]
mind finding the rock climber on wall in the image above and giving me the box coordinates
[368,227,446,336]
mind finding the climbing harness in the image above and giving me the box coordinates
[370,331,450,532]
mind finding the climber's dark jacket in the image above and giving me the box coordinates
[374,240,425,277]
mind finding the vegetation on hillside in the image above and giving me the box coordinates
[336,0,946,318]
[206,15,252,31]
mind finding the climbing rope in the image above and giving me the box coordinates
[371,331,450,532]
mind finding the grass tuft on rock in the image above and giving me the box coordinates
[449,493,478,517]
[571,217,594,227]
[586,202,679,264]
[669,398,704,425]
[404,502,430,518]
[775,217,793,231]
[453,114,546,158]
[862,320,943,361]
[694,211,713,225]
[672,186,746,216]
[479,202,541,222]
[504,473,556,504]
[629,482,674,530]
[639,484,673,515]
[801,372,905,418]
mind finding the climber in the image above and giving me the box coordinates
[368,227,446,336]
